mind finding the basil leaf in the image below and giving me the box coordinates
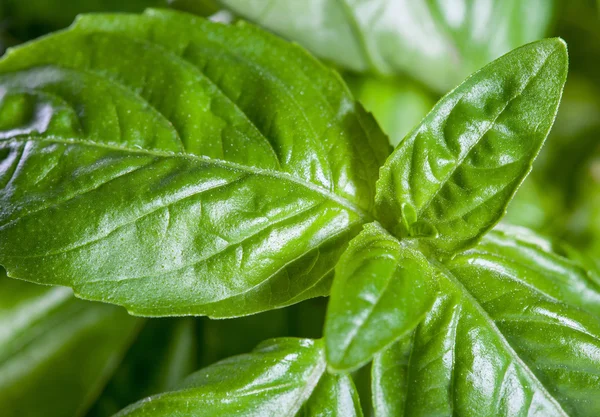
[0,270,140,417]
[324,223,438,372]
[89,318,198,417]
[372,226,600,417]
[345,75,434,147]
[0,9,389,317]
[375,38,568,258]
[113,338,363,417]
[219,0,555,92]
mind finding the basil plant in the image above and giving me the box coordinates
[0,5,599,417]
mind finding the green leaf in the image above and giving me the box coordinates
[0,269,140,417]
[372,225,600,417]
[375,38,568,258]
[88,318,199,417]
[113,338,363,417]
[219,0,555,92]
[324,223,438,372]
[345,74,435,147]
[0,9,389,317]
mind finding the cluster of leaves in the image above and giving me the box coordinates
[1,1,600,417]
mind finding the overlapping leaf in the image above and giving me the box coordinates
[113,338,363,417]
[372,225,600,417]
[0,270,140,417]
[220,0,555,92]
[0,9,389,317]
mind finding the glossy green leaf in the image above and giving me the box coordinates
[324,223,438,372]
[0,270,140,417]
[0,9,389,317]
[219,0,555,92]
[375,38,568,258]
[372,225,600,417]
[88,318,198,417]
[93,300,332,416]
[345,74,435,147]
[113,338,363,417]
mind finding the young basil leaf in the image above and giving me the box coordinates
[219,0,555,92]
[113,338,363,417]
[88,318,198,417]
[375,38,568,258]
[372,226,600,417]
[0,270,141,417]
[0,9,389,317]
[324,223,438,372]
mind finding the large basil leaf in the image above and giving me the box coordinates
[113,338,363,417]
[372,225,600,417]
[219,0,555,92]
[324,223,438,372]
[0,9,389,317]
[375,38,568,258]
[0,270,140,417]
